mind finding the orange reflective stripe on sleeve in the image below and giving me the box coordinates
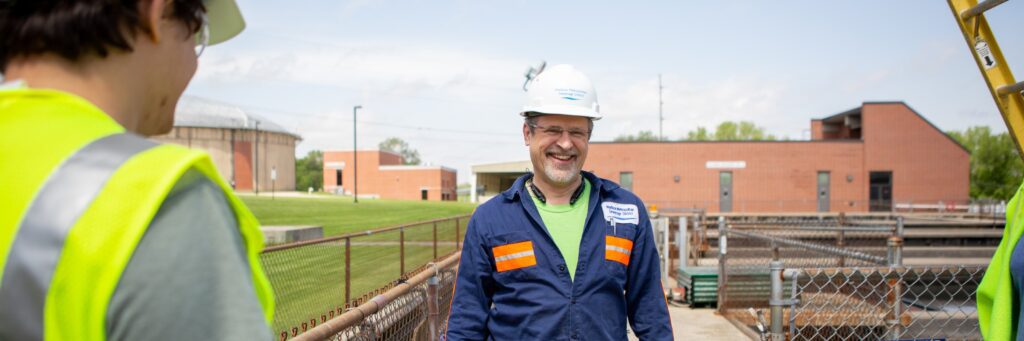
[605,236,633,266]
[493,241,536,272]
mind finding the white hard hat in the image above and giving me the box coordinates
[521,64,601,120]
[205,0,246,45]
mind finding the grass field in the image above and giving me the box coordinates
[241,195,476,235]
[243,195,474,336]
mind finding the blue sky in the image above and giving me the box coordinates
[185,1,1024,182]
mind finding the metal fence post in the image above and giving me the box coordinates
[886,216,905,340]
[837,212,846,267]
[433,222,438,259]
[427,271,440,341]
[769,260,785,341]
[400,227,405,276]
[679,216,688,269]
[455,218,461,250]
[345,237,351,305]
[661,217,670,285]
[717,216,727,314]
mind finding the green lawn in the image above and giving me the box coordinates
[241,195,476,235]
[243,195,474,336]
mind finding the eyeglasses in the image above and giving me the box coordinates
[194,12,210,58]
[529,123,590,141]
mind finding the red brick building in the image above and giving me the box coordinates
[323,150,457,201]
[473,102,969,212]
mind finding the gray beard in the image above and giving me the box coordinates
[542,163,581,186]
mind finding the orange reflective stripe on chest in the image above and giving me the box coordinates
[492,241,537,272]
[605,236,633,266]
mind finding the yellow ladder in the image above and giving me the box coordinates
[948,0,1024,156]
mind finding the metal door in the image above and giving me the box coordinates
[817,172,830,212]
[719,171,732,212]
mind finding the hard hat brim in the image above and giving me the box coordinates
[520,105,602,120]
[205,0,246,45]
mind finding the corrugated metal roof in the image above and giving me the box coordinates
[174,96,301,139]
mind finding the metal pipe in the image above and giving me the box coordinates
[997,81,1024,96]
[769,260,784,341]
[960,0,1008,19]
[262,214,470,253]
[717,216,727,314]
[353,105,361,203]
[400,227,406,275]
[728,229,887,265]
[294,253,461,341]
[345,237,351,305]
[679,216,688,269]
[887,237,904,267]
[427,275,440,341]
[662,217,670,285]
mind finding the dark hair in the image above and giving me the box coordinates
[0,0,205,70]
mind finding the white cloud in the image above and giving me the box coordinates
[597,75,790,140]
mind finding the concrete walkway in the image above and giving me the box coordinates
[625,305,750,340]
[669,306,751,340]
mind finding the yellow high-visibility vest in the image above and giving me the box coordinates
[0,87,274,340]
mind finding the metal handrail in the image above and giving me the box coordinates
[263,214,470,252]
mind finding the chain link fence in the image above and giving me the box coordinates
[292,253,460,341]
[787,266,984,340]
[716,215,986,340]
[259,215,467,340]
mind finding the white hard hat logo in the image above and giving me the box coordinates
[556,88,587,101]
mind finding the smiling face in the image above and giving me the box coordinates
[523,114,592,187]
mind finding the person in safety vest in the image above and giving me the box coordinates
[0,0,274,340]
[978,184,1024,340]
[445,64,674,340]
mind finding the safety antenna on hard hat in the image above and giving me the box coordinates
[522,61,547,91]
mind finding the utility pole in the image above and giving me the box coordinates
[658,74,664,141]
[353,105,362,203]
[254,120,260,195]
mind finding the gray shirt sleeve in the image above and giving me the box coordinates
[106,169,271,341]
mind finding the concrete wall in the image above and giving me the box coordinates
[153,127,298,191]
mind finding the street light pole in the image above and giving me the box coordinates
[353,105,362,203]
[254,120,261,195]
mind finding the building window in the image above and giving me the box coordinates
[620,172,633,191]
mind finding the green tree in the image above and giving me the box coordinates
[613,130,664,142]
[379,137,421,165]
[683,121,775,141]
[686,127,712,141]
[295,150,323,191]
[948,126,1023,199]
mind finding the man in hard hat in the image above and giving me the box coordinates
[445,64,673,340]
[0,1,274,340]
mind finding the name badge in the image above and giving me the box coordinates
[601,202,639,225]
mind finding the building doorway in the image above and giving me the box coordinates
[869,171,893,212]
[719,171,733,212]
[421,189,429,201]
[817,171,830,212]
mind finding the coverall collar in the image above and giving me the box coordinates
[501,171,618,202]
